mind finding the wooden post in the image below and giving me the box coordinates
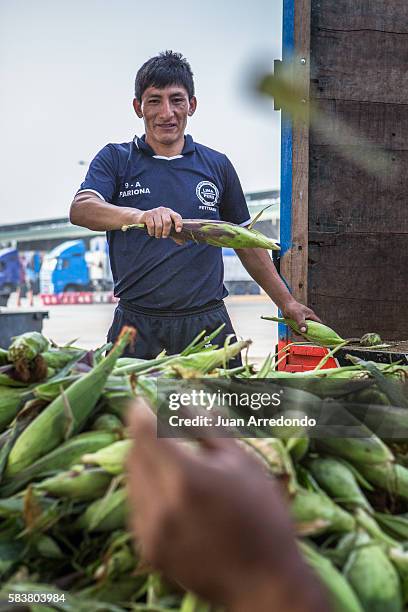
[280,0,311,306]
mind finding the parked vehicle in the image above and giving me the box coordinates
[0,248,20,306]
[40,238,112,294]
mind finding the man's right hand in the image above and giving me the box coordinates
[139,206,183,239]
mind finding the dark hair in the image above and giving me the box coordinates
[134,50,195,102]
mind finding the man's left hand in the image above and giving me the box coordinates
[281,301,321,334]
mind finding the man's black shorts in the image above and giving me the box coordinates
[107,299,242,367]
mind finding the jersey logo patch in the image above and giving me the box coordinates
[196,181,219,208]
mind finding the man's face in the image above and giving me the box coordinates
[133,85,197,147]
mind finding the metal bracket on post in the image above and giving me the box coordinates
[273,59,283,111]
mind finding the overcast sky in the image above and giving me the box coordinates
[0,0,282,224]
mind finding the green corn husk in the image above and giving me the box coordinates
[344,536,403,612]
[356,461,408,501]
[78,575,147,606]
[314,435,394,465]
[42,347,85,369]
[32,534,65,559]
[286,436,309,462]
[240,437,297,493]
[7,333,50,383]
[388,548,408,602]
[166,339,251,376]
[307,457,372,510]
[82,440,132,475]
[290,488,355,535]
[7,332,49,363]
[34,374,82,401]
[374,512,408,541]
[299,541,363,612]
[0,430,119,497]
[94,543,136,581]
[180,592,212,612]
[91,413,124,432]
[389,547,408,576]
[122,219,280,250]
[0,386,31,431]
[0,348,9,365]
[0,372,27,387]
[5,327,135,477]
[360,333,383,347]
[354,508,399,547]
[35,465,112,500]
[326,532,362,568]
[261,316,345,347]
[76,487,128,532]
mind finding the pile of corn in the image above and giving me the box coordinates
[0,326,407,611]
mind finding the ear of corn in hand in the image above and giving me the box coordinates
[121,218,280,250]
[261,316,345,347]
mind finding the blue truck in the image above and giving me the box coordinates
[0,248,20,306]
[40,238,112,294]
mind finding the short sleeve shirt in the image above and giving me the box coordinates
[77,135,251,310]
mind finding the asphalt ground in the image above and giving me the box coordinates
[16,294,278,362]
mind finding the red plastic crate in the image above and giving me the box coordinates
[277,340,339,372]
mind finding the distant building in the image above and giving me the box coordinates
[0,190,280,250]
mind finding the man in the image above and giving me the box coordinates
[70,51,319,358]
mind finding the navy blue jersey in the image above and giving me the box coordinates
[77,135,251,310]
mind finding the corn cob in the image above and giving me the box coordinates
[77,575,147,606]
[91,413,124,432]
[166,339,251,376]
[314,435,394,465]
[0,430,119,497]
[93,543,136,581]
[240,437,297,493]
[374,512,408,542]
[389,547,408,572]
[360,333,382,347]
[307,457,372,510]
[299,541,363,612]
[286,436,309,462]
[35,465,112,500]
[8,332,49,364]
[262,316,345,347]
[388,548,408,602]
[0,386,31,431]
[354,508,399,547]
[33,374,82,401]
[0,370,28,387]
[122,219,280,250]
[82,439,132,475]
[76,487,127,532]
[180,592,212,612]
[7,332,50,383]
[33,534,64,559]
[356,461,408,501]
[344,536,403,612]
[326,532,362,568]
[290,487,355,535]
[5,327,134,477]
[41,347,85,369]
